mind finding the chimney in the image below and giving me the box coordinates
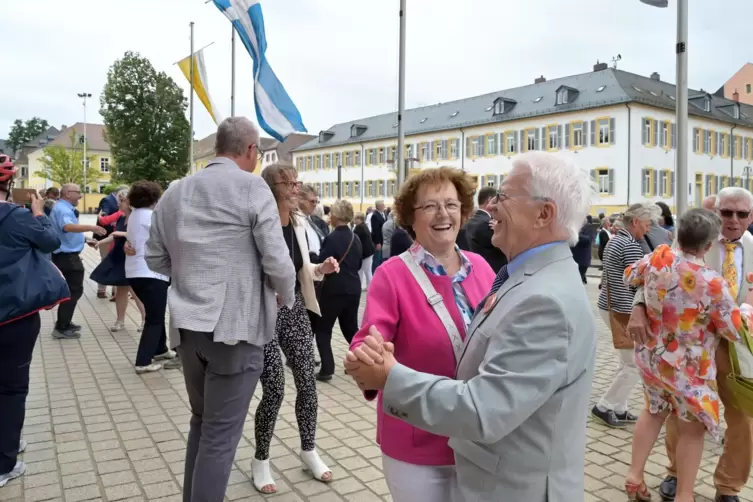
[650,72,660,81]
[60,124,67,130]
[534,75,546,84]
[733,89,740,102]
[593,61,608,72]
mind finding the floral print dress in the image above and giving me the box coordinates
[624,244,752,440]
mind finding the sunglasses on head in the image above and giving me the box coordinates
[720,209,751,219]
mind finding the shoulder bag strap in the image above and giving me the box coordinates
[399,251,464,361]
[338,233,356,264]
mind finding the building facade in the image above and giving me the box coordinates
[717,63,753,107]
[293,66,753,214]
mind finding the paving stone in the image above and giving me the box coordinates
[61,471,98,489]
[63,484,102,502]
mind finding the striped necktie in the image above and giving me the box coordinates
[489,265,510,295]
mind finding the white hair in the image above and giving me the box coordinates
[313,203,324,219]
[716,187,753,210]
[623,202,659,226]
[513,152,595,245]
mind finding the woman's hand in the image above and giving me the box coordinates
[317,256,340,275]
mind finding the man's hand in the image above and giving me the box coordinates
[90,225,107,236]
[317,256,340,275]
[29,193,45,217]
[627,305,650,345]
[124,241,136,256]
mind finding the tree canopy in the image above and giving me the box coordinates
[38,130,92,187]
[100,51,190,187]
[6,117,50,155]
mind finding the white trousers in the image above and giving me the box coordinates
[382,454,461,502]
[359,256,373,289]
[597,310,640,413]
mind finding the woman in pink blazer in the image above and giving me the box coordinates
[350,167,495,502]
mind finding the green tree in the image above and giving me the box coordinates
[100,51,190,187]
[6,117,50,154]
[37,130,93,187]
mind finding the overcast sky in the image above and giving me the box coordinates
[2,0,752,142]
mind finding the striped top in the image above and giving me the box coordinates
[597,229,645,314]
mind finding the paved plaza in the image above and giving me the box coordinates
[1,247,750,502]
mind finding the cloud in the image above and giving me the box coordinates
[2,0,751,143]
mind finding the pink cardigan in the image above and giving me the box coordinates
[350,251,495,466]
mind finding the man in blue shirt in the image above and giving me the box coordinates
[49,184,105,339]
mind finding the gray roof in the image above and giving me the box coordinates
[294,68,753,152]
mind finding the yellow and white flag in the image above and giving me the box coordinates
[178,49,223,124]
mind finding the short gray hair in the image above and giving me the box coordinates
[114,188,129,202]
[330,199,354,224]
[300,183,316,197]
[313,203,324,219]
[716,187,753,211]
[514,152,595,245]
[355,212,365,223]
[677,208,722,253]
[622,202,658,226]
[215,117,259,157]
[612,217,625,232]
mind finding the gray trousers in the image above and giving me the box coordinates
[177,330,264,502]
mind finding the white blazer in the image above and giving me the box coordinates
[292,213,324,316]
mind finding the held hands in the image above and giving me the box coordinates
[344,326,396,391]
[124,241,136,256]
[317,256,340,275]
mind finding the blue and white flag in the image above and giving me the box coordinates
[212,0,307,141]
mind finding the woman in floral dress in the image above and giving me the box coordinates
[621,208,753,502]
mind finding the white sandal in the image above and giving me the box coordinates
[300,449,332,482]
[250,458,276,494]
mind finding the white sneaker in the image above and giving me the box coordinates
[110,321,125,332]
[153,350,176,361]
[18,439,27,453]
[135,363,162,374]
[0,461,26,487]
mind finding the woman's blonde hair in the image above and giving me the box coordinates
[330,199,354,224]
[260,163,302,225]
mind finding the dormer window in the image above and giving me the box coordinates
[555,85,578,106]
[350,124,367,138]
[492,97,517,116]
[689,93,712,113]
[733,104,740,119]
[318,130,335,143]
[704,97,710,112]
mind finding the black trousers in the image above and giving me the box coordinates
[52,252,84,329]
[579,265,588,284]
[0,313,40,474]
[129,278,169,367]
[314,293,361,377]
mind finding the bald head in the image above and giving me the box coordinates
[215,117,261,173]
[61,183,82,204]
[702,195,717,211]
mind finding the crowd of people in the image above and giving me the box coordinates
[2,115,753,502]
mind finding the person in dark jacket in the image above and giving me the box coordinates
[354,213,375,289]
[95,187,126,298]
[390,225,413,257]
[597,217,613,262]
[571,218,595,284]
[314,200,362,381]
[370,200,387,271]
[0,155,69,488]
[466,186,507,273]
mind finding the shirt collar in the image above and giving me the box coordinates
[719,234,742,245]
[617,228,635,241]
[409,242,473,278]
[507,241,564,277]
[58,199,74,210]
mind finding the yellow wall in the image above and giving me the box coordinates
[76,193,107,214]
[27,148,113,192]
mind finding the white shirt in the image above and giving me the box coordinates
[125,208,169,282]
[304,217,322,255]
[718,235,743,291]
[366,212,373,231]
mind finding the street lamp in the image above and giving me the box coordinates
[639,0,688,215]
[77,92,92,213]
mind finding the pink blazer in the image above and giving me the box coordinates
[350,251,495,466]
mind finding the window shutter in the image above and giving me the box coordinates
[671,123,676,149]
[692,128,698,152]
[535,128,541,150]
[659,126,665,148]
[557,125,563,149]
[466,137,471,158]
[653,120,659,146]
[704,130,710,154]
[609,118,616,145]
[745,138,750,160]
[480,175,486,187]
[716,175,721,192]
[715,132,720,155]
[514,130,519,152]
[671,172,676,197]
[583,121,589,147]
[565,123,571,148]
[652,170,658,196]
[642,118,648,145]
[608,169,615,194]
[731,135,736,158]
[519,130,526,151]
[590,169,597,182]
[590,120,596,145]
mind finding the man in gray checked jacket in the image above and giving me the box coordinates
[146,117,296,502]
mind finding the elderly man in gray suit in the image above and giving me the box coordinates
[146,117,296,502]
[346,151,597,502]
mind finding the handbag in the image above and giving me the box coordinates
[399,251,464,361]
[727,320,753,417]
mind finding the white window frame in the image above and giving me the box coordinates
[598,119,610,144]
[597,169,609,194]
[450,140,459,159]
[100,157,110,173]
[572,122,584,147]
[472,137,483,157]
[548,125,558,149]
[506,132,515,154]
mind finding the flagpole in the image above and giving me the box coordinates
[396,0,406,189]
[231,26,236,116]
[189,22,195,172]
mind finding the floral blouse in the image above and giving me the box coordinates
[624,244,745,382]
[409,242,474,329]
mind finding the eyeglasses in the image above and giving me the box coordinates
[720,209,750,219]
[250,144,265,161]
[413,200,461,215]
[275,181,302,190]
[492,189,550,204]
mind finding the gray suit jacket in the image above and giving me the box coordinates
[382,242,596,502]
[146,157,296,347]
